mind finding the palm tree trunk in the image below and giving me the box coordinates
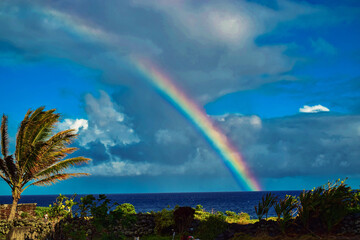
[8,191,20,221]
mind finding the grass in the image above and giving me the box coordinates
[34,206,51,218]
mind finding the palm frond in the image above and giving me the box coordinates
[4,155,17,182]
[29,110,59,145]
[34,157,91,178]
[34,129,77,164]
[30,173,90,187]
[0,157,11,182]
[1,115,9,158]
[15,109,33,165]
[17,108,62,175]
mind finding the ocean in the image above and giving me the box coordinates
[0,191,302,218]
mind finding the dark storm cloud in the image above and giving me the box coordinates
[69,90,360,181]
[217,114,360,178]
[0,0,330,101]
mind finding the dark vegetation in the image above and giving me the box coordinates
[0,179,360,240]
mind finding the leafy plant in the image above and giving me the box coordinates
[113,203,136,215]
[274,195,298,233]
[194,205,210,221]
[153,207,175,235]
[255,192,277,220]
[112,202,137,227]
[35,206,51,218]
[78,194,96,217]
[225,211,251,224]
[298,179,353,232]
[48,194,77,219]
[195,213,228,240]
[0,107,90,220]
[76,194,130,238]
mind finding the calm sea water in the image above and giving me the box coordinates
[0,191,301,218]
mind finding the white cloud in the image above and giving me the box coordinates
[79,91,140,147]
[57,118,88,133]
[299,104,330,113]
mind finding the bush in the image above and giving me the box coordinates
[298,179,353,232]
[113,203,136,215]
[48,194,77,219]
[195,213,228,240]
[153,207,175,235]
[274,195,298,233]
[225,211,251,224]
[194,205,211,221]
[255,193,277,221]
[34,206,51,218]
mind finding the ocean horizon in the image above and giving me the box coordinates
[0,191,302,218]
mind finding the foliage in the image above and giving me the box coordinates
[78,194,96,217]
[195,213,228,240]
[61,195,131,239]
[112,203,137,228]
[225,211,251,224]
[77,194,136,236]
[0,107,90,220]
[298,178,353,232]
[194,205,211,221]
[35,206,51,218]
[255,192,278,221]
[62,221,88,240]
[274,195,298,233]
[113,203,136,215]
[347,190,360,213]
[153,207,175,235]
[48,194,77,219]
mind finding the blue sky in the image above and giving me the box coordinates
[0,0,360,195]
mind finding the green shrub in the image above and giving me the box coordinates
[78,194,96,217]
[274,195,298,233]
[194,205,211,221]
[48,194,77,219]
[255,192,277,221]
[113,203,136,215]
[112,203,137,228]
[153,207,175,235]
[35,206,51,218]
[225,211,251,224]
[225,211,237,217]
[298,179,353,232]
[195,213,228,240]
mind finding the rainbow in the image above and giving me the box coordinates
[131,56,261,191]
[34,7,261,191]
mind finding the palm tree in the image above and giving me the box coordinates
[0,107,91,220]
